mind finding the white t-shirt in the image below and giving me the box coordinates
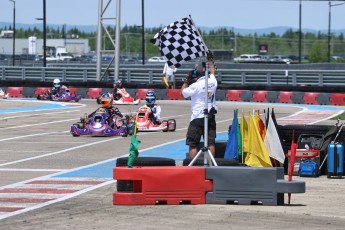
[182,74,218,121]
[163,63,177,76]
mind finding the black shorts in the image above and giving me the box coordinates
[186,116,216,148]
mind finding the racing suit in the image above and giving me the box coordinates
[50,85,67,97]
[88,106,123,128]
[140,104,162,124]
[112,87,123,101]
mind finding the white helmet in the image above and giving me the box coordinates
[53,79,61,87]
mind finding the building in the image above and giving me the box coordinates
[0,37,90,55]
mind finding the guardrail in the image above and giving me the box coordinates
[1,64,345,87]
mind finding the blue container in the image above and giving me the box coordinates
[327,143,344,178]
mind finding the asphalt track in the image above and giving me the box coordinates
[0,98,345,229]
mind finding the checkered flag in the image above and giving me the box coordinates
[150,16,208,68]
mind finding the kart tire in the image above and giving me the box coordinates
[73,122,84,129]
[96,97,101,104]
[162,120,169,132]
[120,125,128,137]
[182,158,243,166]
[116,157,176,192]
[168,119,176,132]
[71,125,80,137]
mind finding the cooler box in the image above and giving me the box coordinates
[286,134,323,176]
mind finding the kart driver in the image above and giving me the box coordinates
[50,79,67,97]
[139,91,162,124]
[112,79,124,101]
[88,93,124,128]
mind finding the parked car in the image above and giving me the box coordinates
[270,55,291,63]
[148,56,165,63]
[35,54,57,62]
[233,54,261,62]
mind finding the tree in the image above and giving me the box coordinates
[309,42,328,63]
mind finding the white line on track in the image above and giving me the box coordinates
[0,168,67,172]
[0,109,81,120]
[0,131,70,142]
[0,118,78,130]
[0,136,124,167]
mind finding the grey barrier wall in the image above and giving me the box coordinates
[1,63,345,88]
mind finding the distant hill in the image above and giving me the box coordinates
[1,21,344,36]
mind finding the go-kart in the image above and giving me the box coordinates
[97,88,140,105]
[70,107,133,137]
[0,88,8,99]
[37,87,81,102]
[135,106,176,132]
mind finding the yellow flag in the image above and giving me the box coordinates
[245,113,272,167]
[240,110,249,163]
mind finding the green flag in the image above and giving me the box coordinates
[127,134,141,168]
[127,118,140,168]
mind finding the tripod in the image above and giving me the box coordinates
[188,61,218,167]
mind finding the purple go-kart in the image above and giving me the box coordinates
[37,87,81,102]
[70,107,133,137]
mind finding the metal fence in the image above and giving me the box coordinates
[1,63,345,87]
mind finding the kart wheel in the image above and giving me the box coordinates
[73,122,84,129]
[162,120,169,132]
[74,96,81,102]
[168,119,176,132]
[71,132,80,137]
[120,125,128,137]
[71,125,80,137]
[116,157,176,192]
[96,97,101,104]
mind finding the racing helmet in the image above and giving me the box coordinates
[113,79,122,88]
[53,78,61,87]
[145,91,156,105]
[101,93,113,107]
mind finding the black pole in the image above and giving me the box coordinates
[141,0,145,65]
[9,0,15,66]
[43,0,47,67]
[298,0,302,64]
[328,0,331,63]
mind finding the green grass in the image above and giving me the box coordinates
[331,112,345,120]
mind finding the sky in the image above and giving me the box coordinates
[1,0,345,31]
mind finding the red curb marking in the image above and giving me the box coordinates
[0,198,54,203]
[0,188,78,194]
[26,180,103,185]
[0,207,23,212]
[279,110,338,125]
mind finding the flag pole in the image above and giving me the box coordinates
[187,16,217,167]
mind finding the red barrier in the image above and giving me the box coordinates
[113,166,212,205]
[136,89,154,100]
[7,87,24,98]
[68,87,77,95]
[330,93,345,106]
[226,90,242,101]
[34,87,51,96]
[252,91,268,102]
[278,91,293,104]
[166,89,183,100]
[87,88,103,99]
[303,92,319,105]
